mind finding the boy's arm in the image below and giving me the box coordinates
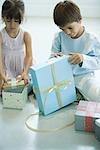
[50,33,61,58]
[80,37,100,70]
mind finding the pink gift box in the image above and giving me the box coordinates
[75,100,100,132]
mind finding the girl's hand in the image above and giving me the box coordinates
[68,53,83,64]
[21,72,29,85]
[0,74,8,90]
[0,73,7,83]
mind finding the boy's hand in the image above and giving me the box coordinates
[51,52,63,58]
[68,53,83,64]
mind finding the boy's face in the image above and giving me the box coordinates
[59,21,84,38]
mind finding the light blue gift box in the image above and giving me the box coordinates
[29,55,76,115]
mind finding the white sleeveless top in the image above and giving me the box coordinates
[1,28,25,78]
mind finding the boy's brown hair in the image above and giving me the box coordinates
[53,0,82,27]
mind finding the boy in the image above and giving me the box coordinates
[51,0,100,101]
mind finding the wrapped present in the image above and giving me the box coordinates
[2,78,27,109]
[95,119,100,141]
[29,55,76,115]
[75,100,100,132]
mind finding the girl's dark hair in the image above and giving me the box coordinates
[2,0,25,24]
[53,0,82,27]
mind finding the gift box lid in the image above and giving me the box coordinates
[31,55,69,70]
[95,119,100,127]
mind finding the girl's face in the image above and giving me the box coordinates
[3,17,20,34]
[59,21,84,39]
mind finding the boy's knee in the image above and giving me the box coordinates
[87,86,100,101]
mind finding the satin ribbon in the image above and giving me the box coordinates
[25,110,75,132]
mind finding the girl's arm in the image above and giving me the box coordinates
[0,33,7,82]
[22,31,33,84]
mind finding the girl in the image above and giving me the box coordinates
[0,0,34,93]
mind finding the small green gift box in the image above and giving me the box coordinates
[2,78,28,109]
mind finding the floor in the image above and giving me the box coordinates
[0,17,100,150]
[0,97,100,150]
